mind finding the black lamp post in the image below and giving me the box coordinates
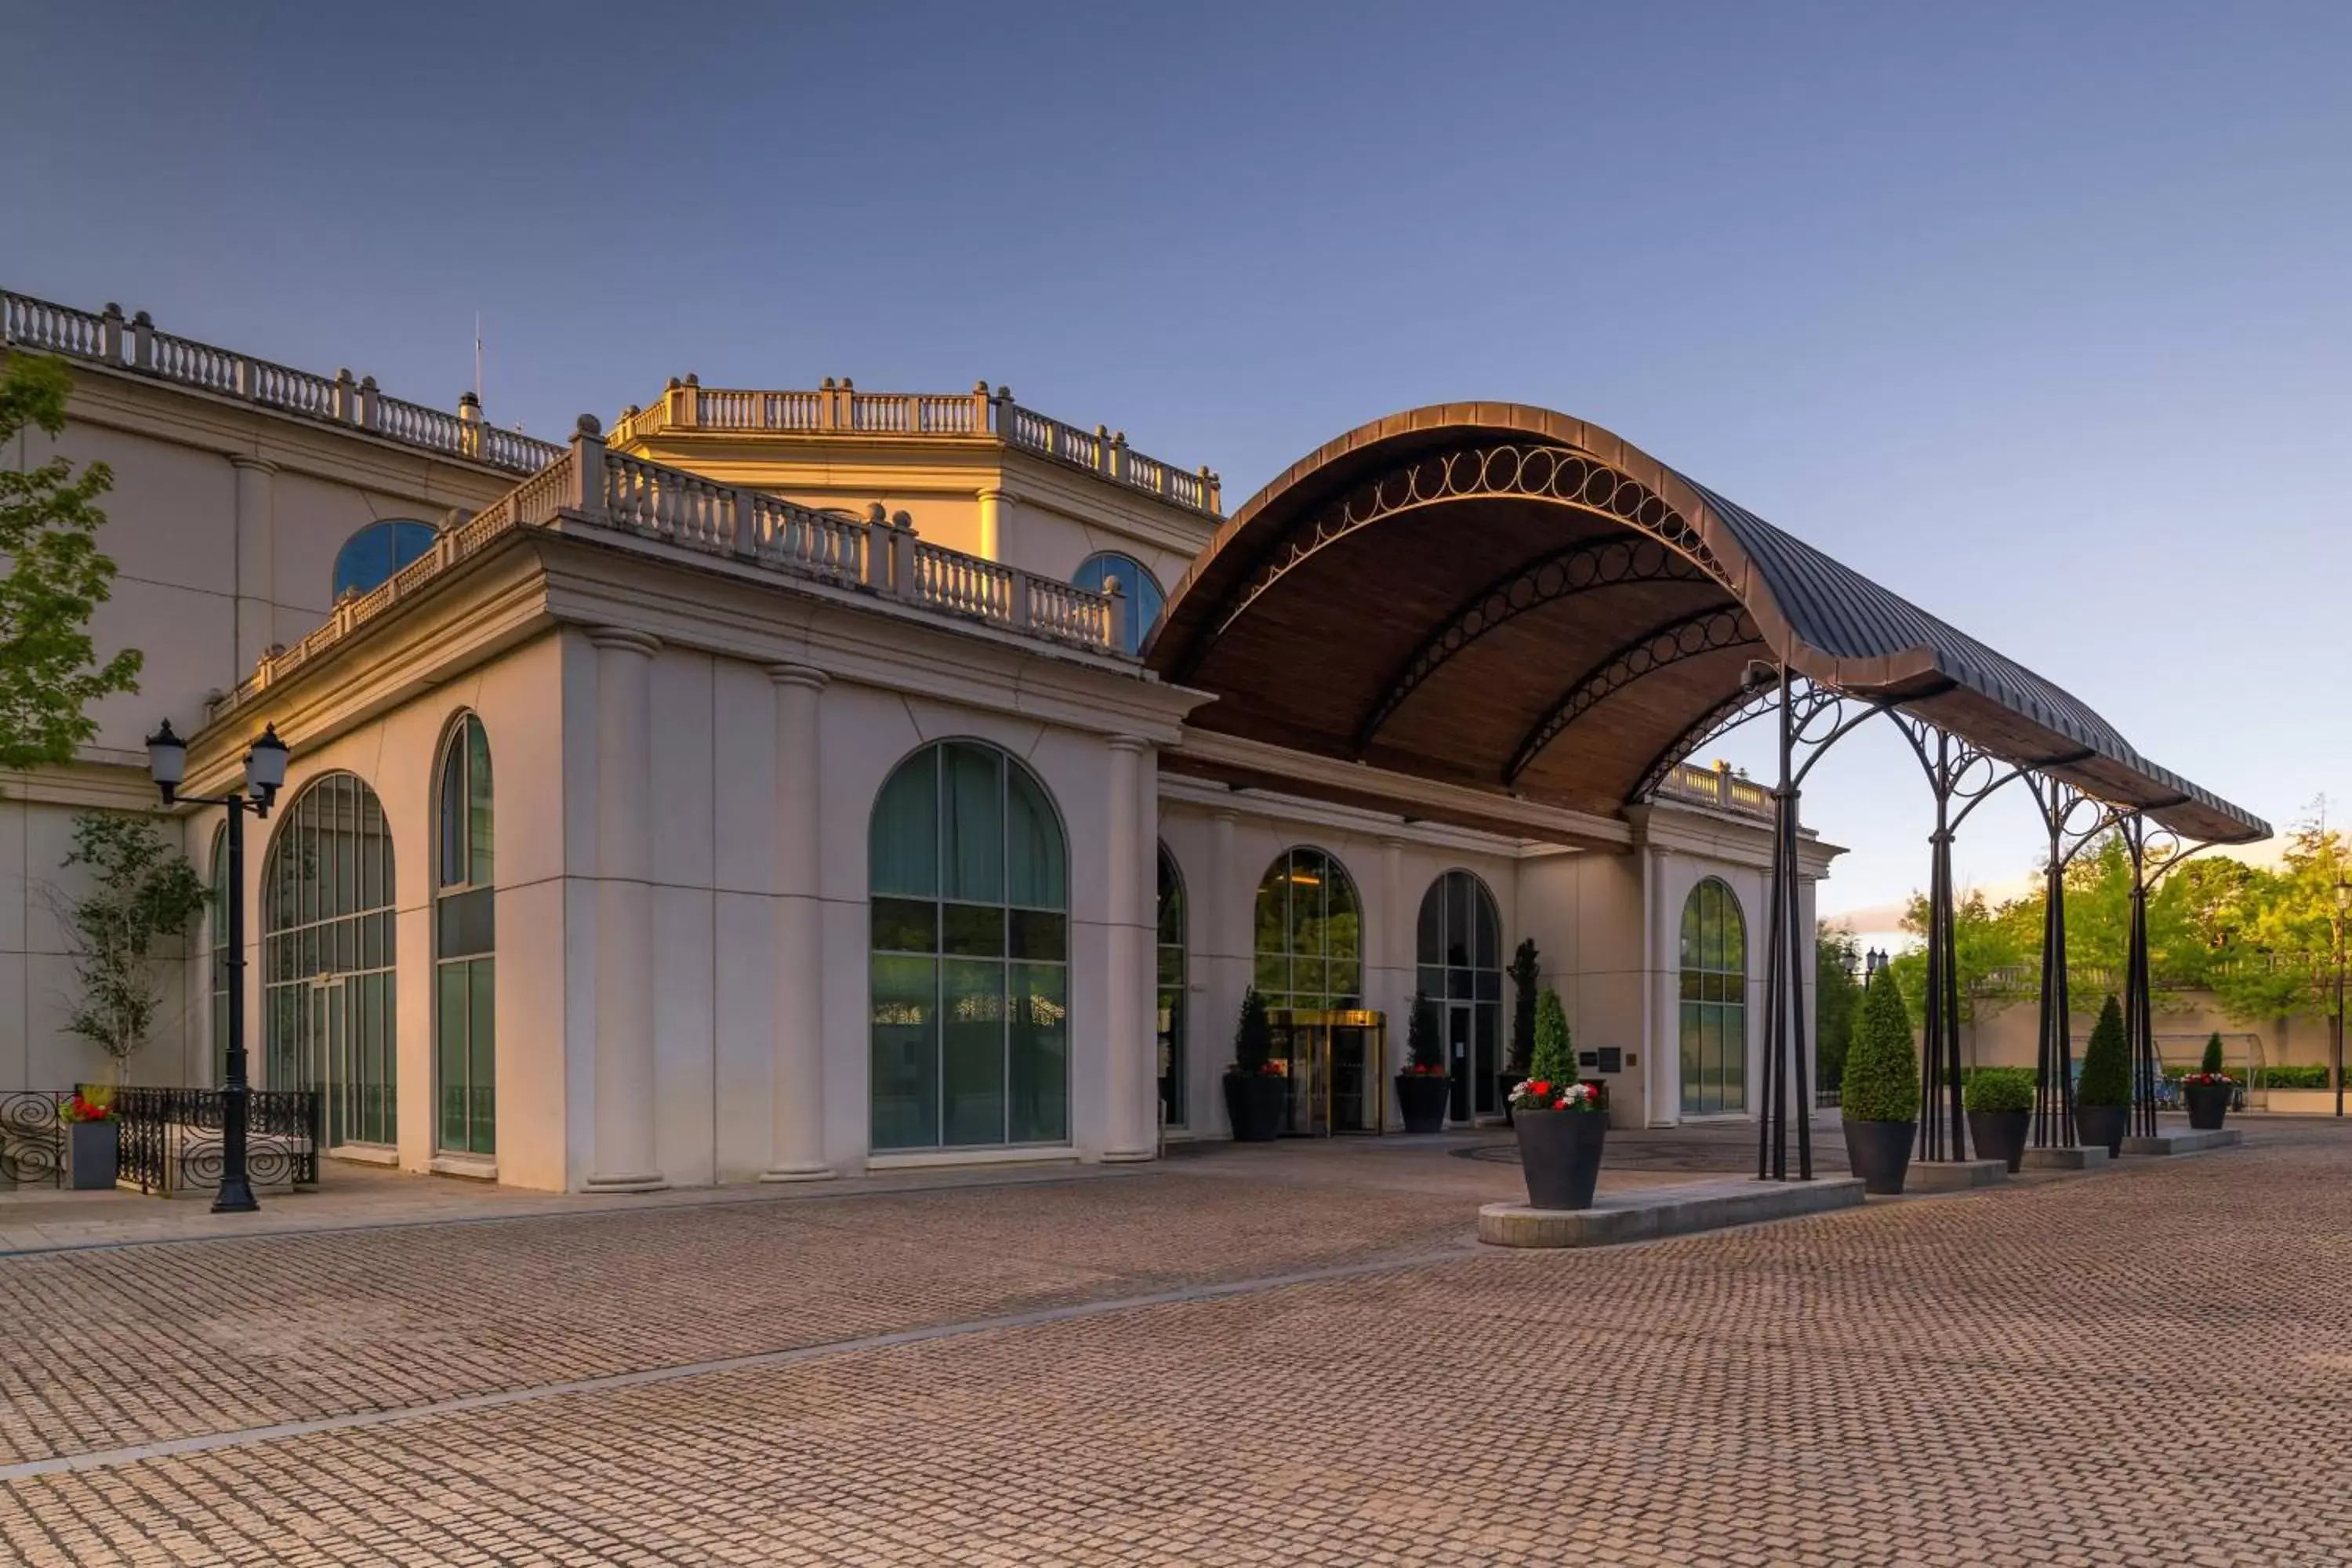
[144,718,289,1214]
[2334,877,2349,1120]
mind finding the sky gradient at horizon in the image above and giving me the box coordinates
[5,1,2345,935]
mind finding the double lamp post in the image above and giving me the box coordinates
[142,717,288,1214]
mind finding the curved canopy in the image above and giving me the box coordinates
[1147,403,2266,844]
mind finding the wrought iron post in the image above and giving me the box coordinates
[216,800,257,1214]
[2023,779,2121,1150]
[2118,813,2224,1140]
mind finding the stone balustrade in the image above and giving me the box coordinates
[206,424,1131,720]
[1654,758,1773,818]
[1,289,565,477]
[610,374,1221,516]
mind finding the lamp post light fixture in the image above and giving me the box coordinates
[143,718,289,1214]
[2334,877,2349,1120]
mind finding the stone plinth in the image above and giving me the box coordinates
[1905,1159,2009,1191]
[1476,1177,1866,1249]
[2020,1145,2112,1171]
[2121,1128,2243,1156]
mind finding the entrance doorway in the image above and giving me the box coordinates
[1418,870,1504,1124]
[1443,1000,1499,1123]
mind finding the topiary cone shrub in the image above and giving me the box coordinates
[2075,994,2130,1155]
[2201,1031,2226,1076]
[1396,989,1449,1133]
[1842,968,1919,1124]
[1527,987,1574,1087]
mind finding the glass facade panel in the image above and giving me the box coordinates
[1677,878,1748,1116]
[332,519,435,600]
[263,774,398,1145]
[1156,845,1185,1128]
[867,742,1069,1150]
[1249,848,1365,1014]
[1417,871,1504,1124]
[1069,552,1167,657]
[434,715,496,1156]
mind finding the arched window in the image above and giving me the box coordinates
[869,742,1069,1151]
[1679,877,1748,1116]
[1157,844,1186,1128]
[1417,870,1503,1122]
[208,822,230,1087]
[435,713,495,1157]
[263,774,397,1147]
[1253,848,1363,1012]
[332,520,437,601]
[1071,552,1166,655]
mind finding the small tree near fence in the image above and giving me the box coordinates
[49,813,208,1083]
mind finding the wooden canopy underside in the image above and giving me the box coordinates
[1147,405,2267,846]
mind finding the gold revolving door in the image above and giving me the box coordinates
[1267,1009,1389,1135]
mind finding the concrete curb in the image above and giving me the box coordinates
[1907,1159,2009,1191]
[2121,1128,2243,1156]
[1477,1177,1867,1248]
[2020,1145,2111,1171]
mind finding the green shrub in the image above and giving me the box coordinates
[2078,995,2130,1108]
[1964,1067,2034,1114]
[1527,987,1573,1085]
[1232,988,1273,1075]
[1406,991,1441,1073]
[2256,1065,2331,1090]
[2200,1032,2225,1075]
[1842,968,1918,1123]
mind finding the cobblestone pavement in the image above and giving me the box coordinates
[4,1122,2350,1565]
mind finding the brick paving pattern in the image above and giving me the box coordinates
[3,1123,2349,1565]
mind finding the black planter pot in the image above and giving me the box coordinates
[1965,1109,2030,1174]
[2076,1103,2128,1156]
[1224,1073,1287,1142]
[1842,1120,1915,1195]
[1396,1073,1450,1134]
[1514,1108,1608,1210]
[67,1120,118,1191]
[2183,1083,2230,1131]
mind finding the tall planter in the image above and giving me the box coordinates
[68,1120,118,1191]
[2183,1083,2230,1131]
[2076,1104,2127,1157]
[1395,1073,1449,1135]
[1965,1110,2029,1174]
[1514,1108,1607,1210]
[1224,1073,1286,1142]
[1842,1120,1914,1195]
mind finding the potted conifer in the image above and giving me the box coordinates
[1223,988,1288,1142]
[1963,1069,2033,1173]
[2075,994,2131,1156]
[1509,987,1607,1210]
[1396,991,1450,1134]
[2181,1031,2234,1131]
[1840,967,1918,1194]
[1501,938,1540,1126]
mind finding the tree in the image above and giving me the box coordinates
[49,813,208,1082]
[1842,967,1919,1123]
[1406,990,1441,1073]
[1815,924,1863,1091]
[1888,887,2034,1024]
[1504,938,1539,1076]
[2077,995,2130,1108]
[2200,1032,2225,1076]
[0,354,141,768]
[1528,986,1573,1084]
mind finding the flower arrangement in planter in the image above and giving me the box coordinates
[2074,995,2131,1156]
[62,1089,118,1191]
[1510,987,1608,1210]
[1222,988,1289,1142]
[1840,967,1918,1194]
[1501,938,1540,1126]
[1395,991,1450,1134]
[1962,1067,2034,1174]
[2180,1031,2234,1131]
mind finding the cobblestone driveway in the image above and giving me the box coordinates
[3,1124,2349,1565]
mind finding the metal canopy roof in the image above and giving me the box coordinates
[1147,403,2267,845]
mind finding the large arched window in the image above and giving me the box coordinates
[1071,552,1166,655]
[1157,844,1186,1128]
[869,741,1069,1151]
[435,713,495,1157]
[332,519,437,600]
[208,822,230,1087]
[1417,870,1503,1122]
[263,774,397,1147]
[1253,848,1363,1012]
[1679,877,1748,1116]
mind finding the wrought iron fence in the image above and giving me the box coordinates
[0,1088,320,1196]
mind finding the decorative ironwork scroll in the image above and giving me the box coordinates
[2024,780,2126,1149]
[0,1092,68,1186]
[1506,607,1761,785]
[110,1087,321,1197]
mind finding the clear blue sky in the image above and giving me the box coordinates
[7,1,2346,935]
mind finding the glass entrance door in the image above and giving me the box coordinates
[1446,1004,1472,1122]
[305,975,395,1149]
[309,980,349,1148]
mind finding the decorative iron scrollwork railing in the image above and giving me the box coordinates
[0,1092,69,1186]
[0,1087,321,1196]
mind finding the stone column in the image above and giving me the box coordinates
[1209,808,1240,1129]
[1381,838,1406,1096]
[1646,845,1676,1128]
[975,485,1011,561]
[230,458,277,677]
[1102,736,1154,1160]
[585,628,665,1191]
[764,664,833,1181]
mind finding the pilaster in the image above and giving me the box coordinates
[584,627,665,1191]
[764,663,833,1180]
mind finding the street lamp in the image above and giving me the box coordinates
[143,718,289,1213]
[2334,877,2349,1120]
